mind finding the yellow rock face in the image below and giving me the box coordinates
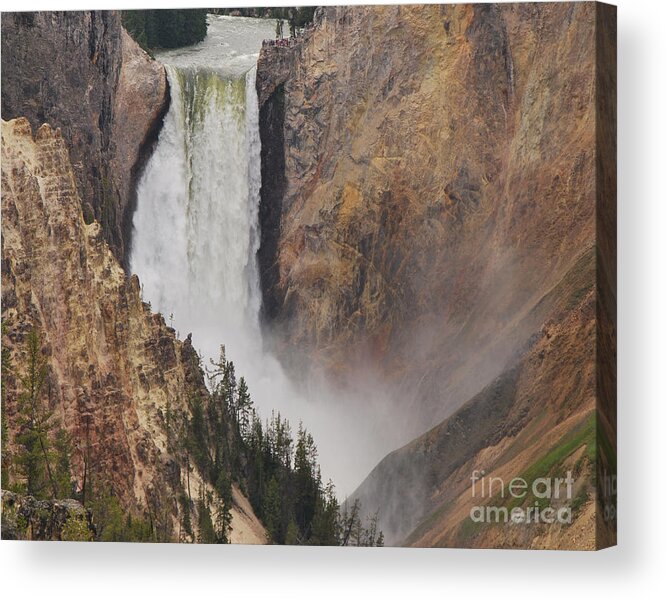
[1,118,264,544]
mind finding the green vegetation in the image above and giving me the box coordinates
[2,323,383,545]
[451,413,598,545]
[596,417,617,472]
[1,325,159,542]
[122,8,318,52]
[570,486,589,513]
[89,487,154,542]
[11,328,72,499]
[194,351,384,546]
[456,511,484,544]
[61,513,94,542]
[1,321,12,488]
[503,413,596,513]
[122,10,208,52]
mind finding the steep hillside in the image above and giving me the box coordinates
[1,118,264,543]
[1,11,169,265]
[351,247,614,548]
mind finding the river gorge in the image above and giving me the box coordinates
[1,6,615,549]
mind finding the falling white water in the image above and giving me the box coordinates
[130,16,408,497]
[130,15,272,375]
[131,64,262,365]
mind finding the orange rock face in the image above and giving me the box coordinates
[257,4,615,548]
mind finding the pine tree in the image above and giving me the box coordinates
[340,498,361,546]
[285,519,300,545]
[179,491,193,540]
[53,427,73,498]
[197,490,216,544]
[1,320,13,488]
[293,423,318,539]
[223,360,237,417]
[236,377,252,439]
[14,327,69,499]
[214,470,233,543]
[262,476,282,543]
[246,410,265,509]
[310,479,340,545]
[188,393,210,473]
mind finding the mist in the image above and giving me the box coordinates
[128,15,416,500]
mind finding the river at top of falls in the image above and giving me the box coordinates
[130,15,409,497]
[155,14,277,77]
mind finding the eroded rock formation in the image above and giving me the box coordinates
[1,11,169,264]
[1,490,95,541]
[258,3,596,420]
[1,118,264,543]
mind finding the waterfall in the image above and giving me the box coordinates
[131,64,263,368]
[129,17,403,496]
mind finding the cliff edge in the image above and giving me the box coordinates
[1,11,169,265]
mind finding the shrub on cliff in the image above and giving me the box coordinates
[61,513,94,542]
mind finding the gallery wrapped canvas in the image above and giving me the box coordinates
[0,3,616,549]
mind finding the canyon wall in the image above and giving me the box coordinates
[257,3,597,425]
[257,3,615,548]
[1,11,168,265]
[1,118,264,543]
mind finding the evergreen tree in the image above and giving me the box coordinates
[310,479,340,545]
[188,393,211,474]
[262,476,282,543]
[340,498,361,546]
[223,360,237,417]
[285,519,300,545]
[84,480,154,542]
[122,9,208,51]
[53,427,73,498]
[214,470,233,543]
[197,490,217,544]
[14,328,70,499]
[293,423,318,538]
[179,491,193,540]
[1,320,13,488]
[236,377,252,438]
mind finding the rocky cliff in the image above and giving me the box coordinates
[256,3,615,548]
[257,2,597,423]
[1,490,95,541]
[1,11,169,265]
[1,118,264,543]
